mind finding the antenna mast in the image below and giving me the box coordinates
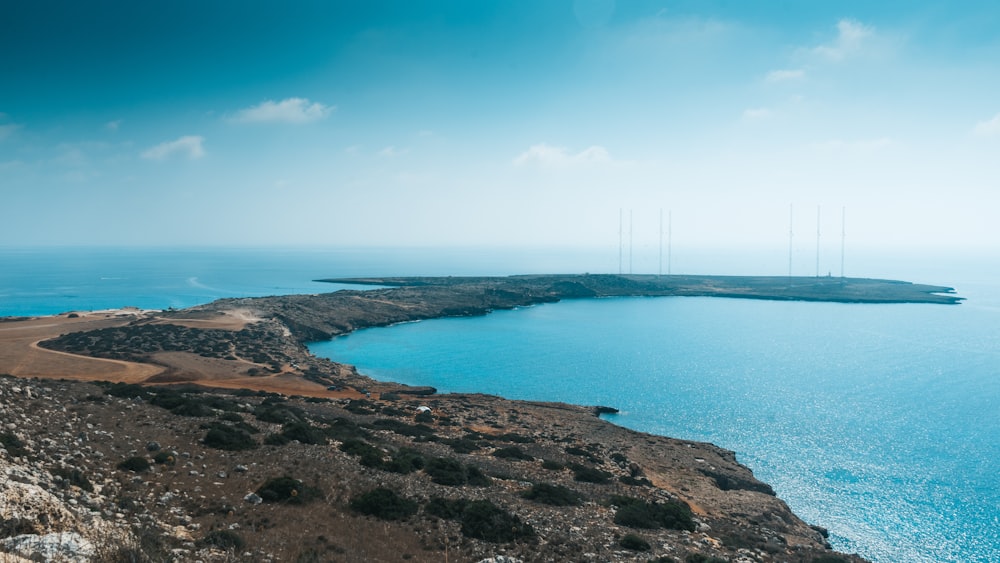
[668,210,672,275]
[658,208,663,278]
[788,204,794,278]
[840,206,846,278]
[816,205,821,277]
[629,209,634,275]
[618,208,623,275]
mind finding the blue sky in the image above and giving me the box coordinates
[3,1,1000,266]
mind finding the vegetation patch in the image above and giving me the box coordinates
[384,448,425,474]
[203,423,257,451]
[572,465,612,484]
[521,483,582,506]
[367,418,436,438]
[199,529,245,550]
[618,533,651,551]
[255,476,319,504]
[458,500,534,542]
[50,466,94,492]
[339,439,384,468]
[349,488,418,521]
[424,497,470,520]
[279,421,328,445]
[492,446,534,461]
[0,433,29,458]
[610,495,695,531]
[117,456,151,472]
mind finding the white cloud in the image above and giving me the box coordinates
[513,143,614,168]
[379,146,409,157]
[105,119,122,131]
[231,97,333,124]
[0,123,21,140]
[765,69,805,82]
[141,135,205,160]
[812,19,873,61]
[973,113,1000,136]
[742,108,772,120]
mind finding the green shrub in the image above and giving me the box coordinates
[349,488,418,521]
[611,495,695,531]
[0,433,29,458]
[50,466,94,492]
[253,403,305,424]
[117,457,150,472]
[339,439,384,468]
[104,383,148,399]
[492,446,534,461]
[203,424,257,451]
[255,476,318,504]
[541,459,564,471]
[495,432,535,443]
[153,451,175,465]
[619,533,651,551]
[199,529,245,550]
[573,466,612,484]
[686,555,729,563]
[280,421,328,445]
[368,418,435,438]
[264,434,291,446]
[324,418,369,441]
[218,412,244,422]
[465,465,491,487]
[425,457,467,486]
[458,500,534,542]
[384,448,425,474]
[425,497,470,519]
[521,483,581,506]
[442,437,481,454]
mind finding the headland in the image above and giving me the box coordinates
[0,273,953,561]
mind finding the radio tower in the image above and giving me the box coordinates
[788,204,794,278]
[840,206,846,278]
[815,205,821,277]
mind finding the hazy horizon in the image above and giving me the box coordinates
[3,1,999,252]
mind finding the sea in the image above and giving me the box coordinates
[2,245,998,563]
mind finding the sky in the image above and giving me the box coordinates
[3,0,1000,265]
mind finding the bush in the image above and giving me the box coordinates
[255,476,318,505]
[0,433,29,458]
[425,497,470,519]
[459,500,534,542]
[350,488,418,521]
[203,424,257,451]
[611,495,695,531]
[264,434,291,446]
[117,457,150,472]
[619,533,651,551]
[521,483,581,506]
[686,555,729,563]
[573,466,612,484]
[384,448,425,474]
[50,466,94,492]
[442,437,481,454]
[425,457,467,486]
[104,383,148,399]
[153,451,175,465]
[339,439,384,468]
[199,529,245,550]
[492,446,534,461]
[280,421,328,445]
[465,465,492,487]
[541,459,564,471]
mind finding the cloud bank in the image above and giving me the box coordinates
[231,98,333,124]
[974,113,1000,136]
[141,135,205,160]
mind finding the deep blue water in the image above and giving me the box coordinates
[3,246,998,562]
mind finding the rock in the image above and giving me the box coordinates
[243,493,263,505]
[0,532,95,563]
[145,441,161,452]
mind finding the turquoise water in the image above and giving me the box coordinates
[311,291,1000,563]
[3,246,998,562]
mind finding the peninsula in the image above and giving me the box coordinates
[1,273,957,561]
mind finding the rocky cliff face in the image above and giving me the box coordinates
[1,374,865,563]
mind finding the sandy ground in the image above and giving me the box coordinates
[0,310,362,399]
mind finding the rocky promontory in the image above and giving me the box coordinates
[3,273,952,561]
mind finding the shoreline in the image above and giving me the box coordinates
[0,273,957,561]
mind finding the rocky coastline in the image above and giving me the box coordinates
[1,273,954,562]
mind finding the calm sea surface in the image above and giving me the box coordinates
[3,246,998,562]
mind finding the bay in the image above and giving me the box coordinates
[311,291,1000,563]
[3,245,998,562]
